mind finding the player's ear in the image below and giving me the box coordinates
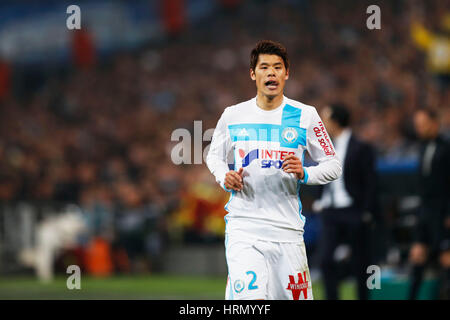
[250,68,256,80]
[285,68,289,80]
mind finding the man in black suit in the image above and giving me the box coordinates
[314,104,378,300]
[408,108,450,300]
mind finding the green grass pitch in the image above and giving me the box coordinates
[0,275,356,300]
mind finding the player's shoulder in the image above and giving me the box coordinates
[221,97,255,117]
[227,97,255,111]
[284,97,319,116]
[285,97,317,113]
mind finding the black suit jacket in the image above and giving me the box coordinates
[319,133,378,216]
[415,135,450,247]
[417,135,450,205]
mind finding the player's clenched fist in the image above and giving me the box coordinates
[281,154,305,180]
[224,168,244,191]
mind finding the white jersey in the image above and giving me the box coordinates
[206,96,342,242]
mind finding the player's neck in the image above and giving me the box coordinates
[256,93,284,111]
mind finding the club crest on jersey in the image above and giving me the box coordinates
[234,279,245,293]
[281,127,298,144]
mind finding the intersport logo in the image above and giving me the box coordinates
[239,148,295,168]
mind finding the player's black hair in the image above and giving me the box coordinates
[250,40,289,71]
[329,103,351,128]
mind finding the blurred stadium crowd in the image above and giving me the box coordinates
[0,0,449,277]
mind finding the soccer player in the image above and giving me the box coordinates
[206,40,342,300]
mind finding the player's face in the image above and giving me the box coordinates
[250,54,289,98]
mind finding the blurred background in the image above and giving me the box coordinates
[0,0,449,299]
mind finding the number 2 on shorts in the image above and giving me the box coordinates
[246,271,258,290]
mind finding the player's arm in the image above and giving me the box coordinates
[206,109,243,192]
[300,108,342,185]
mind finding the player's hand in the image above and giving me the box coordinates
[224,168,244,191]
[281,154,304,180]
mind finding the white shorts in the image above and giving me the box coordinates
[224,234,313,300]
